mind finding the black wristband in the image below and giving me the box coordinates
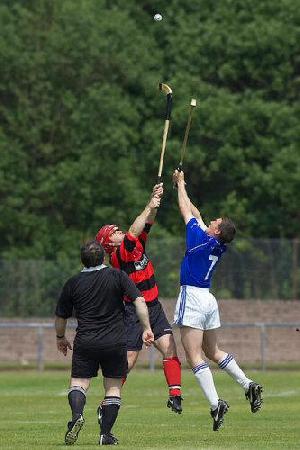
[56,334,65,339]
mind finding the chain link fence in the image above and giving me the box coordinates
[150,238,300,300]
[0,239,299,316]
[1,321,299,371]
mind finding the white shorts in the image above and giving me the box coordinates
[174,285,220,330]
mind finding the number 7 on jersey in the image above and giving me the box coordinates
[204,255,219,280]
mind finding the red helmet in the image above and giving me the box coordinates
[96,224,117,254]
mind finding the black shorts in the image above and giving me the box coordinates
[125,299,172,351]
[71,341,128,379]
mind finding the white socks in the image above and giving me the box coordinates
[192,354,253,410]
[218,353,252,391]
[192,362,219,410]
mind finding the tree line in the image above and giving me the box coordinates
[0,0,299,268]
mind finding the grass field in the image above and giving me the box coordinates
[0,369,299,449]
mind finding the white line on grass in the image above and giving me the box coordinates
[264,389,300,398]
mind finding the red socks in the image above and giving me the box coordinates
[121,360,181,397]
[163,357,181,396]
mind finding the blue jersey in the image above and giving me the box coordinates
[180,218,226,288]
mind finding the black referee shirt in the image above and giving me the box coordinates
[55,265,141,348]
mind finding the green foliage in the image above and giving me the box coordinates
[0,1,299,267]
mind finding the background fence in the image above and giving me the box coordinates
[1,321,299,371]
[0,238,299,317]
[152,237,300,300]
[0,238,299,368]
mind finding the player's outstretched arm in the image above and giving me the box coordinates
[145,183,164,223]
[190,202,201,219]
[128,194,161,237]
[173,170,207,228]
[190,202,207,229]
[173,170,193,224]
[133,297,154,346]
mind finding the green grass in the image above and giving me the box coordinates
[0,370,299,449]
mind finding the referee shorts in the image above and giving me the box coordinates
[125,299,173,351]
[71,340,128,379]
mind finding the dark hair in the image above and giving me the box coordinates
[81,240,104,267]
[218,218,236,243]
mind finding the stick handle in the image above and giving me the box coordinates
[157,84,172,184]
[157,119,170,179]
[165,93,172,120]
[179,99,196,167]
[180,123,191,165]
[173,163,183,189]
[180,112,194,165]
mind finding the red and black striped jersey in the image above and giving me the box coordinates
[110,223,159,303]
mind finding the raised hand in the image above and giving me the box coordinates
[149,195,161,209]
[152,183,164,198]
[172,169,185,185]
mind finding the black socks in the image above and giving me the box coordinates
[68,386,86,422]
[101,396,121,435]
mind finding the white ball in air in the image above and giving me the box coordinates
[154,13,163,21]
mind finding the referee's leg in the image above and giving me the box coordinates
[99,377,122,445]
[69,377,90,409]
[64,378,90,445]
[68,377,90,421]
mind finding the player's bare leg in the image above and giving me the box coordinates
[65,378,90,445]
[154,333,182,414]
[119,350,139,386]
[202,329,228,362]
[180,326,229,430]
[127,350,140,371]
[203,329,263,413]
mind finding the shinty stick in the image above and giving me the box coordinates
[178,98,197,170]
[157,82,173,183]
[173,98,197,189]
